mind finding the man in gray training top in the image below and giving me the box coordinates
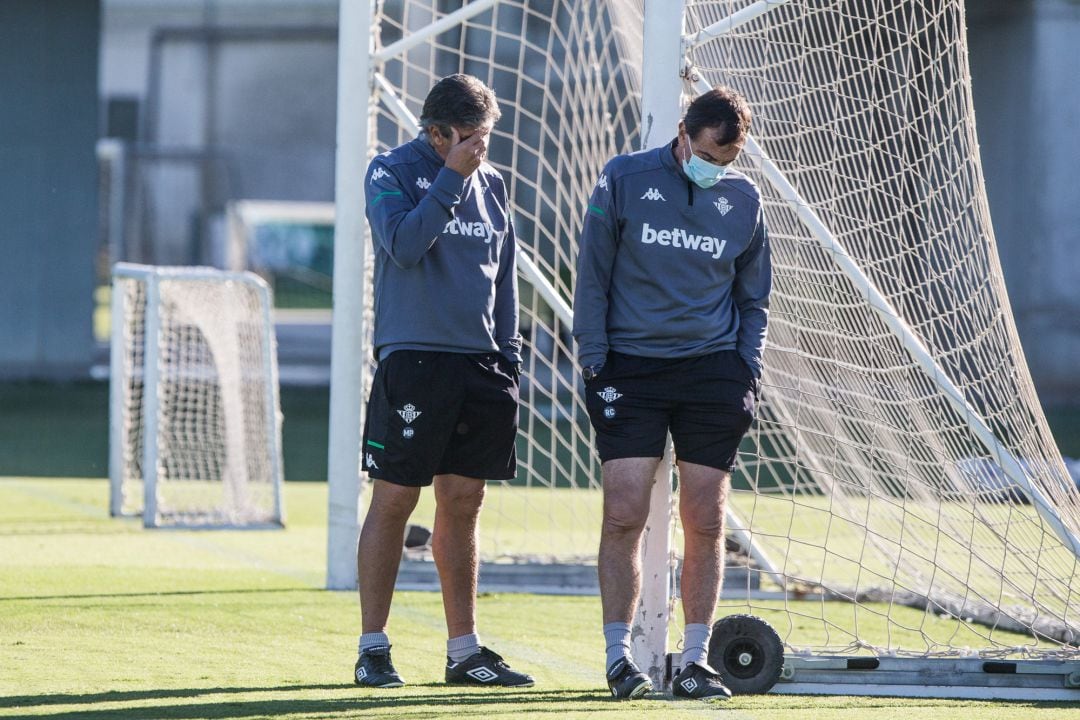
[354,73,532,690]
[573,85,771,701]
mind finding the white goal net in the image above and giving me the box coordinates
[109,263,285,528]
[345,0,1080,683]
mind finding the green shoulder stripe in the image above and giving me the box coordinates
[587,204,606,217]
[366,440,385,450]
[370,190,403,205]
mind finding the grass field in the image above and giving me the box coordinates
[3,477,1080,719]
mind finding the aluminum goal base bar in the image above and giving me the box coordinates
[773,655,1080,700]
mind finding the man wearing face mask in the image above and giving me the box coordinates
[573,86,771,701]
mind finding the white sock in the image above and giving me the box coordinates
[603,622,632,671]
[359,631,390,654]
[448,633,481,662]
[682,623,711,669]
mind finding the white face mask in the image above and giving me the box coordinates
[682,139,729,188]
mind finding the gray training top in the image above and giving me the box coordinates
[573,139,771,377]
[364,136,522,363]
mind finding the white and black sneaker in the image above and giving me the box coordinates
[605,656,652,699]
[672,662,732,700]
[445,646,534,687]
[354,645,405,688]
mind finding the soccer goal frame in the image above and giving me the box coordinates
[328,0,1080,699]
[109,262,285,529]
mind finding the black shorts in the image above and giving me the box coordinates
[584,350,756,472]
[362,350,519,486]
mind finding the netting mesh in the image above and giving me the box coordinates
[368,0,1080,657]
[685,0,1080,654]
[114,268,283,527]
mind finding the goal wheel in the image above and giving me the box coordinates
[707,614,784,695]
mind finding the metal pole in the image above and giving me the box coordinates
[637,0,686,689]
[373,0,497,62]
[683,0,791,50]
[141,274,162,528]
[326,0,376,590]
[108,267,128,517]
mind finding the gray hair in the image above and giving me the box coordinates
[418,74,501,139]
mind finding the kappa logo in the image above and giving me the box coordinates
[397,403,422,424]
[365,453,379,470]
[715,196,733,216]
[416,176,431,189]
[640,222,727,259]
[443,217,499,244]
[597,386,622,403]
[640,188,666,201]
[597,174,609,191]
[466,666,499,683]
[370,167,389,184]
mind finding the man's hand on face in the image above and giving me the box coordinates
[444,127,489,177]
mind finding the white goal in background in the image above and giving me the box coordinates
[109,262,285,528]
[327,0,1080,699]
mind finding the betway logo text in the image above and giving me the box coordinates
[444,217,498,244]
[640,222,727,259]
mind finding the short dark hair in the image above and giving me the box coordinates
[683,85,751,146]
[418,74,501,139]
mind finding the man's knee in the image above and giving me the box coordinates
[603,494,650,535]
[601,457,659,536]
[369,480,421,521]
[434,475,486,515]
[678,464,729,537]
[681,503,724,538]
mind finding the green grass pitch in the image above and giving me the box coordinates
[2,477,1078,719]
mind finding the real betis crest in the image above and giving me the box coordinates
[397,403,422,424]
[597,387,622,403]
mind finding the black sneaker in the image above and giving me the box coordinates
[354,645,405,688]
[605,656,652,699]
[445,646,534,687]
[672,662,732,700]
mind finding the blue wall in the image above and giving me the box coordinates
[968,0,1080,403]
[0,1,100,378]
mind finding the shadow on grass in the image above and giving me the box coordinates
[0,685,342,709]
[0,587,319,603]
[1,686,605,719]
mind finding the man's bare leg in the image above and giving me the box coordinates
[598,456,661,696]
[676,460,730,668]
[432,473,486,639]
[598,457,662,623]
[358,479,422,634]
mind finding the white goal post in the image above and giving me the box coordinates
[109,262,285,528]
[328,0,1080,699]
